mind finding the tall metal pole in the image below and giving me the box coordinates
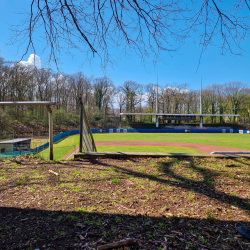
[79,98,83,153]
[156,75,159,128]
[200,77,203,128]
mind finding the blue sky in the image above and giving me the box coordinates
[0,0,250,90]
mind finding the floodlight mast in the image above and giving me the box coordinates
[156,75,159,128]
[200,78,203,128]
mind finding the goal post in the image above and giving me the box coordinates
[0,101,55,160]
[79,98,97,153]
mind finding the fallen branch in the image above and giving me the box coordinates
[49,170,59,176]
[97,238,137,250]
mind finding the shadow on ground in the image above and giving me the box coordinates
[1,206,250,250]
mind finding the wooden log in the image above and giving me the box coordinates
[49,170,59,176]
[97,238,137,250]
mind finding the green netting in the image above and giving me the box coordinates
[81,103,96,153]
[82,118,95,152]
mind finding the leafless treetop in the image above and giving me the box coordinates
[11,0,250,68]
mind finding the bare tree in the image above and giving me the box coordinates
[162,86,172,113]
[165,83,188,114]
[137,84,145,113]
[120,81,140,121]
[0,58,10,102]
[93,77,114,109]
[202,85,217,123]
[117,92,126,122]
[68,72,93,113]
[185,90,197,114]
[13,1,250,68]
[146,83,157,113]
[224,81,250,122]
[212,83,226,123]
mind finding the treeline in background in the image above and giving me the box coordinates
[0,55,250,139]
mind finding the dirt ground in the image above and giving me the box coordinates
[0,156,250,249]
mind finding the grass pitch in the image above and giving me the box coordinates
[37,132,250,160]
[38,135,79,160]
[94,133,250,150]
[97,146,202,154]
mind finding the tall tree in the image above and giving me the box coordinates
[120,81,140,122]
[185,90,197,114]
[93,76,115,119]
[213,84,226,123]
[224,81,250,122]
[116,92,126,122]
[146,83,157,113]
[0,58,10,102]
[68,72,93,114]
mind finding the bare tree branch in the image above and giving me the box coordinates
[9,0,250,68]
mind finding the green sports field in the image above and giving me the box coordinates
[38,132,250,160]
[97,146,202,154]
[93,133,250,150]
[38,134,79,160]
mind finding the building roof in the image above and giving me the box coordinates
[0,138,32,144]
[120,113,239,117]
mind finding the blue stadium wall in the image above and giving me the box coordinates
[91,128,249,134]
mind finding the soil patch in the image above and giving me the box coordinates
[63,145,80,160]
[0,156,250,249]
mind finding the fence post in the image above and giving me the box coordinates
[46,105,53,160]
[79,98,83,153]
